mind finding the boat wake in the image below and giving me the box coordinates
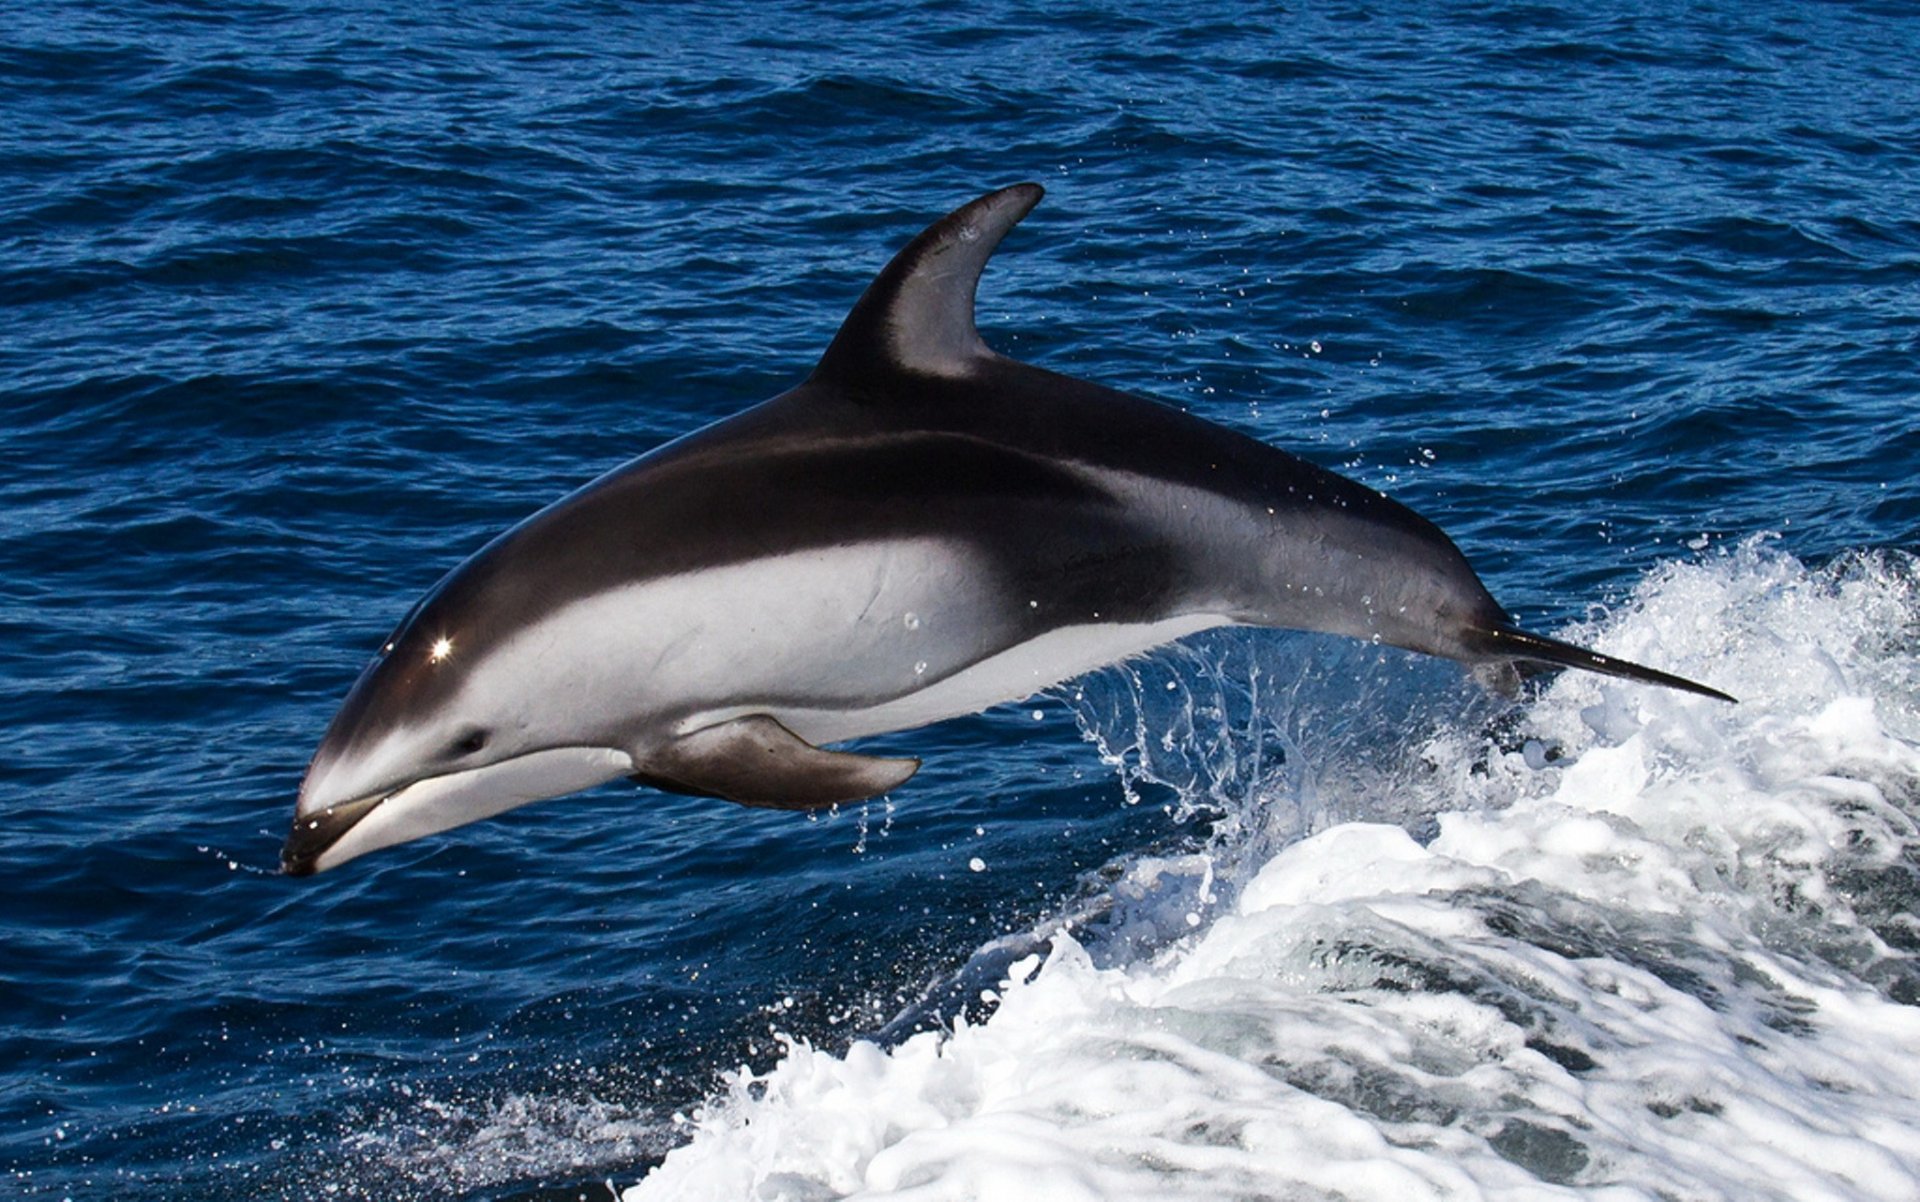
[627,540,1920,1201]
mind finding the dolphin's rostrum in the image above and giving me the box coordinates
[282,184,1731,876]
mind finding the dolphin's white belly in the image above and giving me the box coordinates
[463,536,1228,750]
[761,610,1230,744]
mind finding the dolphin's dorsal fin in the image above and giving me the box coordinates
[810,183,1044,385]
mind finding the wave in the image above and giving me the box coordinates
[624,540,1920,1200]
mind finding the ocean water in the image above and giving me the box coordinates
[3,2,1917,1200]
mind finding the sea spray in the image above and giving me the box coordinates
[629,543,1920,1201]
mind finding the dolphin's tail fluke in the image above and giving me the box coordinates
[1474,625,1736,703]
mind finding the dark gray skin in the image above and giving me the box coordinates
[284,183,1731,876]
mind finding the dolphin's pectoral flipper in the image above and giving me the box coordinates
[632,716,921,810]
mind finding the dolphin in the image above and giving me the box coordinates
[281,183,1731,876]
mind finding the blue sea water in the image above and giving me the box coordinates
[4,2,1919,1198]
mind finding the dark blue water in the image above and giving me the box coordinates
[4,2,1917,1198]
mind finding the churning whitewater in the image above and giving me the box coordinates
[625,543,1920,1201]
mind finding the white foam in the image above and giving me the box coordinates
[336,1087,668,1197]
[626,542,1920,1201]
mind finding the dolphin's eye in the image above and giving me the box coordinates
[449,729,490,758]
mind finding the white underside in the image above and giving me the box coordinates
[447,538,1237,754]
[704,611,1235,745]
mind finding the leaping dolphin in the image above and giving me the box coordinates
[282,183,1731,876]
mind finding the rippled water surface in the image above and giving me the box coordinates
[4,3,1918,1199]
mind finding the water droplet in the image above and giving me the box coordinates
[968,857,986,873]
[913,660,928,675]
[903,612,921,630]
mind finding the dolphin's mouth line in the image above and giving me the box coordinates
[279,793,390,877]
[283,746,639,877]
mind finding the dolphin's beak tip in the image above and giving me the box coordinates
[277,828,323,877]
[278,794,382,879]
